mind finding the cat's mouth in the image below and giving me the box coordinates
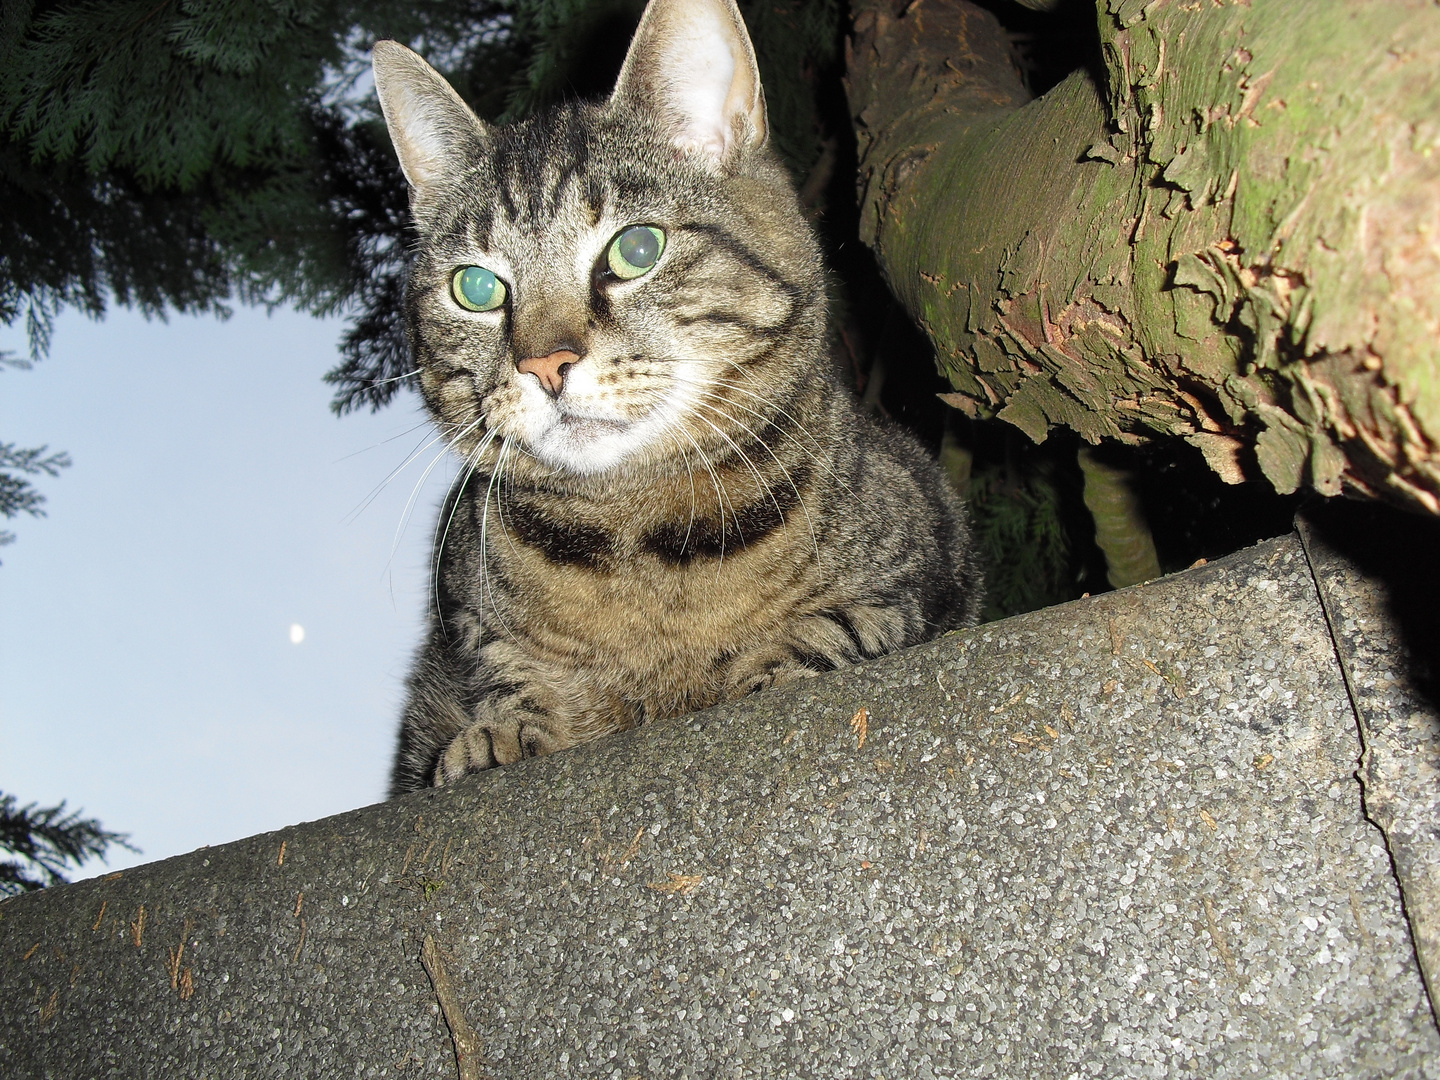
[555,412,630,439]
[521,404,653,475]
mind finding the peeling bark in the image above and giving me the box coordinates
[847,0,1440,514]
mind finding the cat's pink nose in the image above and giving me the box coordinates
[516,350,579,398]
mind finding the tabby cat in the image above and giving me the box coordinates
[374,0,982,795]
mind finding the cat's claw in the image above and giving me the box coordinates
[738,662,820,697]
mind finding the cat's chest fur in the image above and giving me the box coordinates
[449,454,824,693]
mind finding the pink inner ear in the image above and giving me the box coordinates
[657,11,740,157]
[613,0,764,165]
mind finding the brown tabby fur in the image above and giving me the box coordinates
[374,0,982,795]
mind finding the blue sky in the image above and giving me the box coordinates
[2,305,453,877]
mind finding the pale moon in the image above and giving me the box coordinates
[289,623,305,645]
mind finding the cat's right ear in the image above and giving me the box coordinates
[372,41,489,196]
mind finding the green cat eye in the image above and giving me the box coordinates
[606,225,665,280]
[451,265,506,312]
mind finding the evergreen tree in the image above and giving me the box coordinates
[1,0,405,351]
[0,792,136,895]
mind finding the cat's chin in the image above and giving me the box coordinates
[525,413,652,476]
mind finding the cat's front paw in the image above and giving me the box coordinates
[432,715,565,785]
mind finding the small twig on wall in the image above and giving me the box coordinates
[420,934,484,1080]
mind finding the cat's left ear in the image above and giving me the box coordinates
[372,40,490,196]
[610,0,768,171]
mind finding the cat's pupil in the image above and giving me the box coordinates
[617,226,660,269]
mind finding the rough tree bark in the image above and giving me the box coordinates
[846,0,1440,513]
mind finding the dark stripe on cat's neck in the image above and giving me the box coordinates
[640,462,812,565]
[730,459,812,542]
[502,497,614,568]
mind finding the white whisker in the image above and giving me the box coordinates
[674,438,699,559]
[687,408,785,535]
[492,439,526,562]
[346,424,453,525]
[692,393,821,562]
[677,426,731,571]
[476,438,519,642]
[376,416,488,592]
[660,355,856,498]
[367,368,421,387]
[334,417,433,464]
[432,426,497,638]
[401,419,484,534]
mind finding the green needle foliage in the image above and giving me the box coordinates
[4,1,335,188]
[2,0,487,369]
[0,441,71,558]
[0,792,137,895]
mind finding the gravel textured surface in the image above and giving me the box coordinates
[2,531,1437,1078]
[1299,506,1440,1025]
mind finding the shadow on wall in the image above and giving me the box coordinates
[1305,500,1440,711]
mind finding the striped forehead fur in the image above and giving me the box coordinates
[423,101,718,244]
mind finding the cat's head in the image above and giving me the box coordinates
[373,0,825,481]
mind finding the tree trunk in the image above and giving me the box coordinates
[846,0,1440,514]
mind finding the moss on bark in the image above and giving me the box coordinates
[848,0,1440,513]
